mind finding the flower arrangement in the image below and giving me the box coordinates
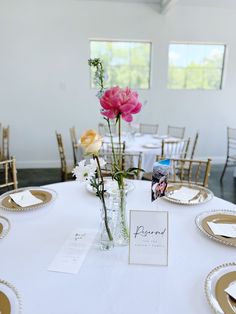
[73,58,143,248]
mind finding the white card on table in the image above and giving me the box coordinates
[207,221,236,238]
[225,282,236,300]
[10,190,43,207]
[129,210,168,266]
[48,228,97,274]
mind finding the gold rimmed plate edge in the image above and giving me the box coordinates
[204,262,236,314]
[195,209,236,247]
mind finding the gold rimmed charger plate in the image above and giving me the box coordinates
[0,187,56,211]
[196,210,236,247]
[164,183,213,205]
[215,271,236,314]
[0,216,10,239]
[0,290,11,314]
[205,262,236,314]
[0,280,22,313]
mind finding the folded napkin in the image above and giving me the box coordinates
[169,187,199,202]
[207,221,236,238]
[225,282,236,300]
[10,190,43,207]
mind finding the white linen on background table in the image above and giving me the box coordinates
[103,134,180,171]
[1,180,236,314]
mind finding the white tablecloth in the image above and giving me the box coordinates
[1,181,236,314]
[104,134,180,172]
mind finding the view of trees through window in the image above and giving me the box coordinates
[168,43,226,90]
[90,41,151,89]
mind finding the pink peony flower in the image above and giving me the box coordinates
[100,86,142,122]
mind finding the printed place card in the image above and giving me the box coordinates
[207,221,236,238]
[129,210,168,266]
[48,228,97,274]
[225,282,236,300]
[10,190,43,207]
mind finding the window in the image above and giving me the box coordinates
[90,40,151,89]
[168,43,226,90]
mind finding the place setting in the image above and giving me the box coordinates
[195,210,236,247]
[163,183,213,205]
[0,279,22,314]
[0,186,57,212]
[205,262,236,314]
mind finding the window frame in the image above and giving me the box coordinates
[89,39,152,90]
[167,41,227,91]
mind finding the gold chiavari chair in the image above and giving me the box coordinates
[161,138,190,159]
[220,127,236,181]
[1,126,10,161]
[101,141,126,155]
[69,126,80,166]
[142,138,190,181]
[190,132,199,159]
[56,132,73,182]
[139,123,159,135]
[167,125,186,139]
[157,157,211,187]
[99,151,143,180]
[0,157,18,191]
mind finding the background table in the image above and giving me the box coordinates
[104,134,180,171]
[1,180,236,314]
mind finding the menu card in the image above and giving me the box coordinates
[10,190,43,207]
[207,221,236,238]
[129,210,168,266]
[225,282,236,300]
[48,229,97,274]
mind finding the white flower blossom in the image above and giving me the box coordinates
[89,158,106,170]
[72,159,96,182]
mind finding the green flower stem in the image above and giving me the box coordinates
[94,155,113,241]
[118,116,124,190]
[107,119,117,166]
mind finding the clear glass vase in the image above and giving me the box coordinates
[107,188,129,246]
[100,205,114,251]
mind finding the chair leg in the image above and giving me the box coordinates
[220,157,229,182]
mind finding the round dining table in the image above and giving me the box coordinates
[1,180,236,314]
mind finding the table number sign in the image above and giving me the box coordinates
[129,210,168,266]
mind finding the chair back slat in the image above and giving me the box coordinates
[56,132,68,181]
[2,126,10,161]
[0,157,18,190]
[69,127,79,166]
[190,132,199,159]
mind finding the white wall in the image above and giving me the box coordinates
[0,0,235,168]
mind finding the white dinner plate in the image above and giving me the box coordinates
[142,143,160,149]
[86,178,135,195]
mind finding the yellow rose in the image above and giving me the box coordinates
[80,129,103,155]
